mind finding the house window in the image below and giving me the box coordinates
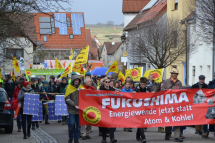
[108,55,111,60]
[67,17,71,27]
[39,17,52,35]
[6,49,23,59]
[43,35,47,42]
[174,0,178,10]
[69,34,74,39]
[173,31,177,48]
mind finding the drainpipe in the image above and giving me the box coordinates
[185,19,189,85]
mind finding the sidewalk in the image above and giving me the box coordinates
[0,120,36,143]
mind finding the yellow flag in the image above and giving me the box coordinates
[12,69,15,81]
[60,62,72,78]
[105,61,118,75]
[13,57,20,73]
[55,58,63,69]
[0,68,2,79]
[69,48,74,60]
[65,84,85,99]
[74,46,89,65]
[102,64,105,67]
[125,67,143,81]
[143,69,163,83]
[72,64,84,74]
[117,71,126,84]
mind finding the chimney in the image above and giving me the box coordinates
[112,42,115,46]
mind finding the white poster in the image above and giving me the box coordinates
[20,57,25,70]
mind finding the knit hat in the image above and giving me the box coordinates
[85,71,91,77]
[23,81,31,87]
[71,71,77,75]
[43,80,49,85]
[62,77,67,81]
[199,75,206,80]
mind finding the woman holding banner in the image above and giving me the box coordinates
[99,77,117,143]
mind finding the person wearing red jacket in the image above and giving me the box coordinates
[12,80,23,132]
[80,78,95,140]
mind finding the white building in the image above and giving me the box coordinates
[122,0,151,28]
[184,12,213,85]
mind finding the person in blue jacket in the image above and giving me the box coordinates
[121,81,133,132]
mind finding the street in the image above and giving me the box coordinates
[1,120,215,143]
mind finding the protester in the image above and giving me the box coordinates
[161,68,183,142]
[110,79,114,87]
[146,74,158,92]
[81,78,95,140]
[99,77,117,143]
[129,80,135,90]
[31,78,42,130]
[192,75,208,137]
[41,80,53,124]
[68,72,78,84]
[18,81,34,139]
[39,76,46,86]
[133,77,148,143]
[118,79,122,89]
[56,77,68,125]
[121,81,133,132]
[84,71,97,89]
[56,78,62,86]
[113,81,121,91]
[12,80,23,132]
[65,75,83,143]
[49,75,57,94]
[4,75,15,117]
[107,75,112,79]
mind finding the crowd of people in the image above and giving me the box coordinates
[1,68,215,143]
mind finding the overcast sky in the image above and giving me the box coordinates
[69,0,124,25]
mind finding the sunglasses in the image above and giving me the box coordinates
[105,81,110,83]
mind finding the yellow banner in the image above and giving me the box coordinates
[55,58,63,69]
[13,57,20,73]
[105,61,118,75]
[117,71,126,84]
[74,46,89,65]
[60,62,72,78]
[69,48,74,60]
[125,67,143,81]
[72,64,84,74]
[143,69,163,83]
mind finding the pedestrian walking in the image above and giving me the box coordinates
[161,68,183,142]
[99,77,117,143]
[133,77,148,143]
[17,81,34,139]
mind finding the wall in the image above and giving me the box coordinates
[188,23,213,85]
[124,13,138,28]
[5,37,34,76]
[100,45,108,67]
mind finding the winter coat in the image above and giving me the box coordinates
[56,82,68,94]
[121,87,133,93]
[146,80,158,92]
[17,87,34,108]
[161,78,182,91]
[49,82,57,93]
[134,85,148,93]
[65,75,82,114]
[4,80,15,98]
[12,87,21,111]
[191,82,208,89]
[81,79,97,90]
[208,79,215,89]
[99,85,115,91]
[31,84,42,93]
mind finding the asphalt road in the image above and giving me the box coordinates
[39,122,215,143]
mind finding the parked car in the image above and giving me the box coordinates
[0,88,13,133]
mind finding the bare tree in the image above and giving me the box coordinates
[128,17,186,69]
[0,0,72,75]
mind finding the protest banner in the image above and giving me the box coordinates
[144,69,163,83]
[79,89,215,128]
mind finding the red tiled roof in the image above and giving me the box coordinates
[137,0,167,24]
[33,12,88,49]
[122,0,151,13]
[104,42,122,55]
[86,29,92,48]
